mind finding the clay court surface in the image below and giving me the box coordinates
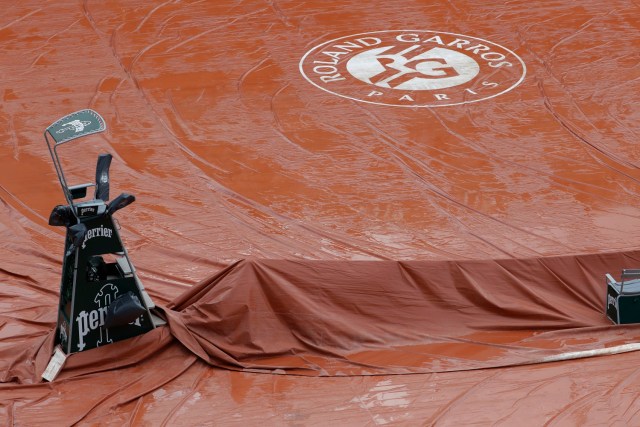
[2,0,640,425]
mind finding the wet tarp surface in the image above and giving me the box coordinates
[2,0,640,425]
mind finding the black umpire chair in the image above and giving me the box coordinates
[45,109,164,355]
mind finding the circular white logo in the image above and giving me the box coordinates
[299,30,526,107]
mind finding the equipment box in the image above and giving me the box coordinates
[606,270,640,324]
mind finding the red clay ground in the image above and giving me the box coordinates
[2,1,640,425]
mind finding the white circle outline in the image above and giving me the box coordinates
[299,30,527,108]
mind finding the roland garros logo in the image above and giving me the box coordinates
[299,30,526,107]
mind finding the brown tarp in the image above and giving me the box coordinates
[162,254,640,376]
[2,0,640,425]
[5,253,640,424]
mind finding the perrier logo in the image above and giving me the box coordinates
[299,30,526,107]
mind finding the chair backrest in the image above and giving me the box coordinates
[94,153,112,202]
